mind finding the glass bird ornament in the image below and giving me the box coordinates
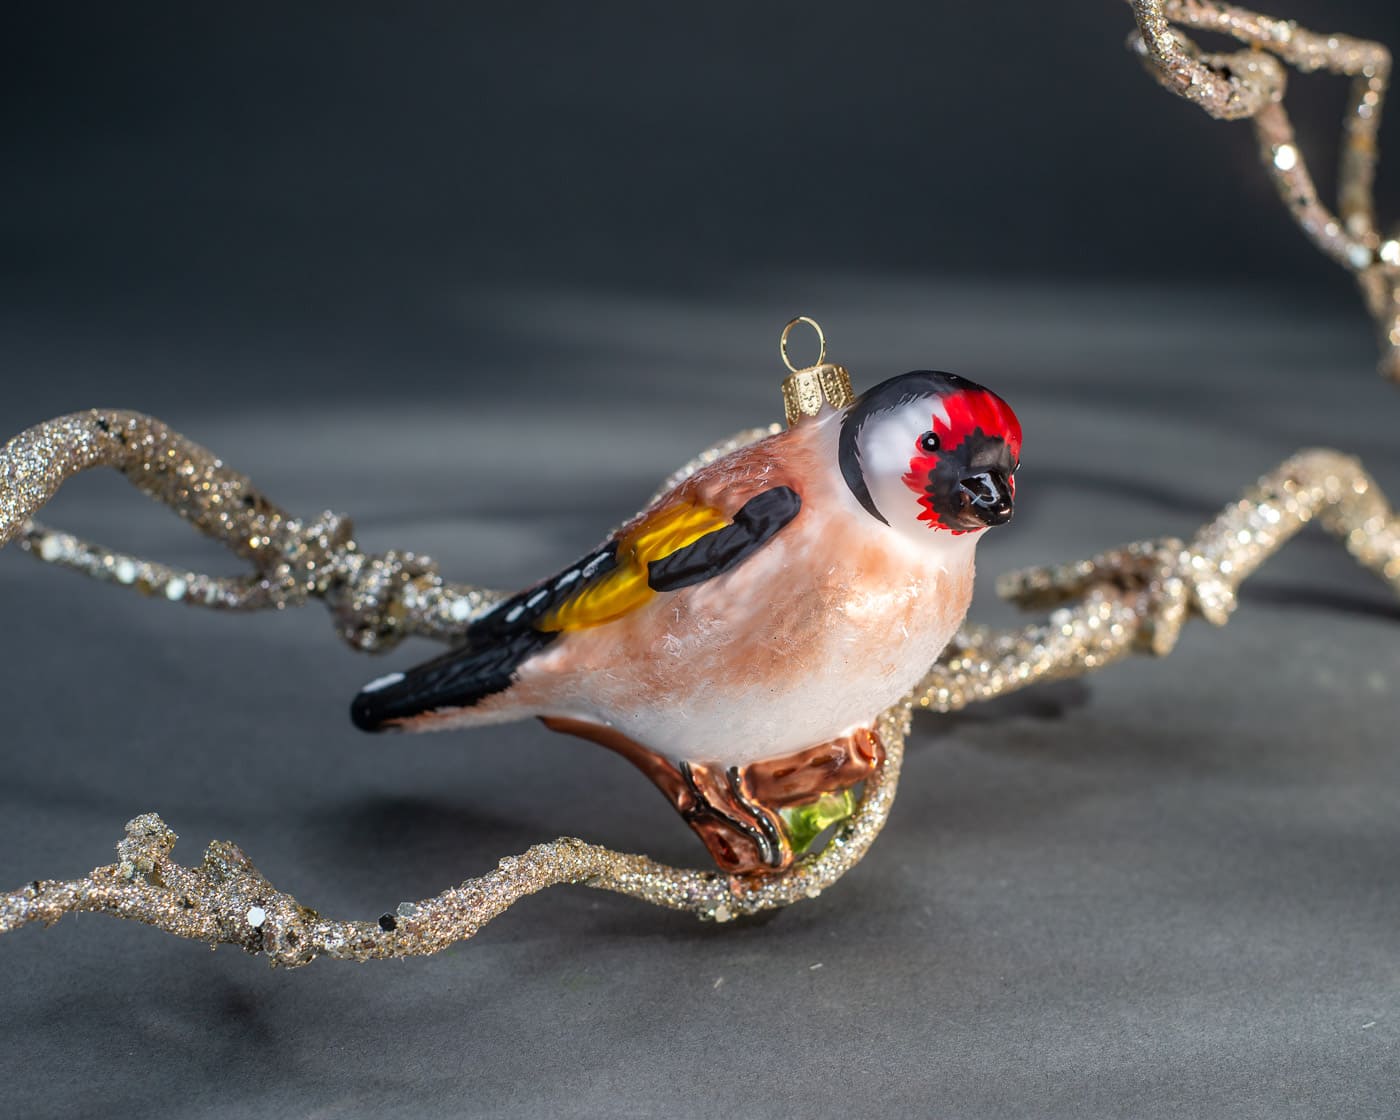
[351,324,1022,874]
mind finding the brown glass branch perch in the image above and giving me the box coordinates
[1,404,1397,963]
[1126,0,1399,380]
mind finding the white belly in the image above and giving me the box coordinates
[608,616,957,767]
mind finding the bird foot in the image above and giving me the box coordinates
[539,718,884,876]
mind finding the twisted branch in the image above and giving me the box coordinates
[1126,0,1399,379]
[7,0,1400,943]
[0,410,500,651]
[2,1,1397,966]
[917,448,1400,712]
[3,405,1398,962]
[1,707,912,963]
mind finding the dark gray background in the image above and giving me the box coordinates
[3,3,1399,1118]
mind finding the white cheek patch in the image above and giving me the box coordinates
[858,400,949,478]
[858,399,950,529]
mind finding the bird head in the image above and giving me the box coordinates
[838,371,1021,544]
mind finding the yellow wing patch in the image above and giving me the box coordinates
[539,501,730,633]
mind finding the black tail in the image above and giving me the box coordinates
[350,627,557,731]
[351,540,619,732]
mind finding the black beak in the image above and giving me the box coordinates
[959,470,1014,527]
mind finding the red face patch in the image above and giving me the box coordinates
[902,389,1021,532]
[938,389,1022,459]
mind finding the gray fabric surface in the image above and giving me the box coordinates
[2,281,1398,1118]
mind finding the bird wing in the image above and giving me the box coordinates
[350,486,802,730]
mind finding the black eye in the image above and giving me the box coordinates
[918,431,940,453]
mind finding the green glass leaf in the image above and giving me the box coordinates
[780,788,857,854]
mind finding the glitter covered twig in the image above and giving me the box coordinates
[3,4,1398,967]
[2,408,1397,961]
[918,448,1400,712]
[1126,0,1399,379]
[0,409,500,651]
[0,706,913,963]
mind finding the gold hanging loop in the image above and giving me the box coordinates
[780,316,827,373]
[778,316,855,427]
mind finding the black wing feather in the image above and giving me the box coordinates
[646,487,800,591]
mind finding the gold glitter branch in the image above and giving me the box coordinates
[0,410,500,651]
[1126,0,1399,379]
[919,449,1400,712]
[3,403,1398,960]
[3,6,1398,965]
[0,709,911,964]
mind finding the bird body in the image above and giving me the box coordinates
[353,369,1021,873]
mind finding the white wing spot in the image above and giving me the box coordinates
[526,590,549,608]
[505,605,526,623]
[362,672,405,694]
[582,553,609,578]
[556,569,581,586]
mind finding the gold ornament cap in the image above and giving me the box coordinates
[779,317,854,428]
